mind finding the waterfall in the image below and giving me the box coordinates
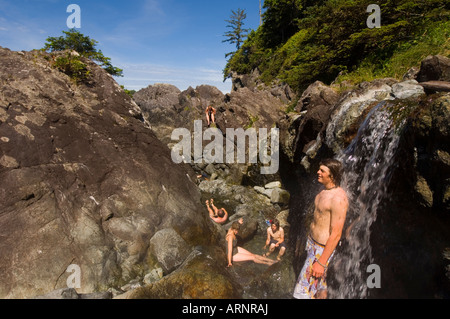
[328,100,403,298]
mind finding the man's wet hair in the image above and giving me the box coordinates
[271,219,280,230]
[320,158,343,186]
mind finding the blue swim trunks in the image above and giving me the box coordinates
[293,236,334,299]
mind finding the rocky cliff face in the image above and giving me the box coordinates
[0,47,219,298]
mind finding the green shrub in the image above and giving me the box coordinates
[53,53,90,84]
[43,29,123,77]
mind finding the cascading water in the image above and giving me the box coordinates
[327,100,404,298]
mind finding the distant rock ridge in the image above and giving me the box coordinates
[133,79,293,186]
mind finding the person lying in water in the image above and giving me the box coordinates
[226,219,277,267]
[205,199,228,224]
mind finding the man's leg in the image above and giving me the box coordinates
[265,243,276,257]
[315,290,327,299]
[277,246,286,260]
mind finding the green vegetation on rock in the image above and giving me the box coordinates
[224,0,449,94]
[43,29,123,79]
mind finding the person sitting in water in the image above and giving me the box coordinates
[226,219,277,267]
[206,199,228,224]
[205,105,216,127]
[263,219,287,261]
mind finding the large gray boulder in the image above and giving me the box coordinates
[0,47,217,298]
[149,228,192,274]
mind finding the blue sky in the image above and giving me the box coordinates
[0,0,263,93]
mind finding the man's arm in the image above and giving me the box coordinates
[205,200,215,218]
[312,194,348,277]
[227,236,233,267]
[222,209,229,220]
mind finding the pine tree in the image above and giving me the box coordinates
[222,8,250,58]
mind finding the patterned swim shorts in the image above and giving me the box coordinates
[292,236,334,299]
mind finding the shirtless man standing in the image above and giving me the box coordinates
[293,159,348,299]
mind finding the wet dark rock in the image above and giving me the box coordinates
[419,81,450,93]
[117,247,241,299]
[416,55,450,83]
[409,94,450,211]
[242,258,296,299]
[295,80,339,113]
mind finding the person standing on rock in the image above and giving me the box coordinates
[205,105,216,127]
[205,199,228,224]
[263,219,286,261]
[293,159,348,299]
[226,220,277,267]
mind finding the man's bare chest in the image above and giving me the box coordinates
[269,229,282,238]
[315,191,334,214]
